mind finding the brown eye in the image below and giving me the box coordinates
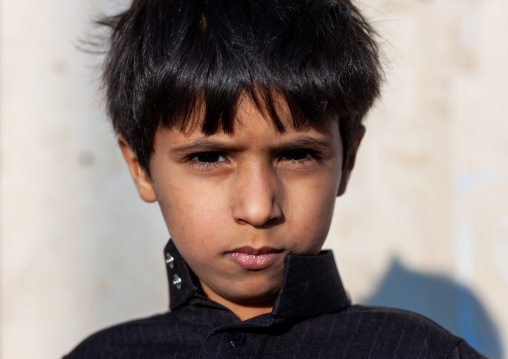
[190,152,227,163]
[280,149,313,161]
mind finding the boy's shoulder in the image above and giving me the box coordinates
[311,305,480,358]
[63,306,211,359]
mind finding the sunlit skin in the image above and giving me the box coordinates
[120,95,361,321]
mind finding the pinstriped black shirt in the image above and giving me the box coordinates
[65,240,485,358]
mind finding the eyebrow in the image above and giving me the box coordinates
[170,140,240,154]
[274,137,333,152]
[170,136,335,154]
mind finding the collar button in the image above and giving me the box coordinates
[172,274,182,290]
[227,332,245,347]
[165,253,175,269]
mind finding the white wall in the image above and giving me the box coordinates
[1,0,507,358]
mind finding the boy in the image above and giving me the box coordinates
[66,0,485,357]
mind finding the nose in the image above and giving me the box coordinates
[232,162,282,227]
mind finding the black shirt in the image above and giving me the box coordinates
[65,240,485,358]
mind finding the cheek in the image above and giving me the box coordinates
[160,195,221,268]
[288,178,338,252]
[158,181,228,245]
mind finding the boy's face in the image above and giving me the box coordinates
[121,95,359,316]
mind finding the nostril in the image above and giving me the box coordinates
[265,214,283,226]
[267,217,278,225]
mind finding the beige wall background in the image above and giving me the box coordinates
[2,0,507,358]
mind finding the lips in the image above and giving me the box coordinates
[225,247,284,270]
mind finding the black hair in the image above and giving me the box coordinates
[98,0,383,174]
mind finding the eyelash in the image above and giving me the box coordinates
[186,152,228,169]
[185,149,322,169]
[278,149,322,163]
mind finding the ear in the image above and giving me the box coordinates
[337,126,365,196]
[118,135,157,203]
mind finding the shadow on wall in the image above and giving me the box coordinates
[363,258,503,359]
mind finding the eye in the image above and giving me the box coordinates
[279,149,316,162]
[187,151,227,166]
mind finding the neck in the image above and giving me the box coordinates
[200,281,275,321]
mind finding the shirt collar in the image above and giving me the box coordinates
[163,239,350,318]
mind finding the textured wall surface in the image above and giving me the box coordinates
[1,0,507,358]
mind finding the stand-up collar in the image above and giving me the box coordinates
[163,239,350,319]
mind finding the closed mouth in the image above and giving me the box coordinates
[225,247,284,270]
